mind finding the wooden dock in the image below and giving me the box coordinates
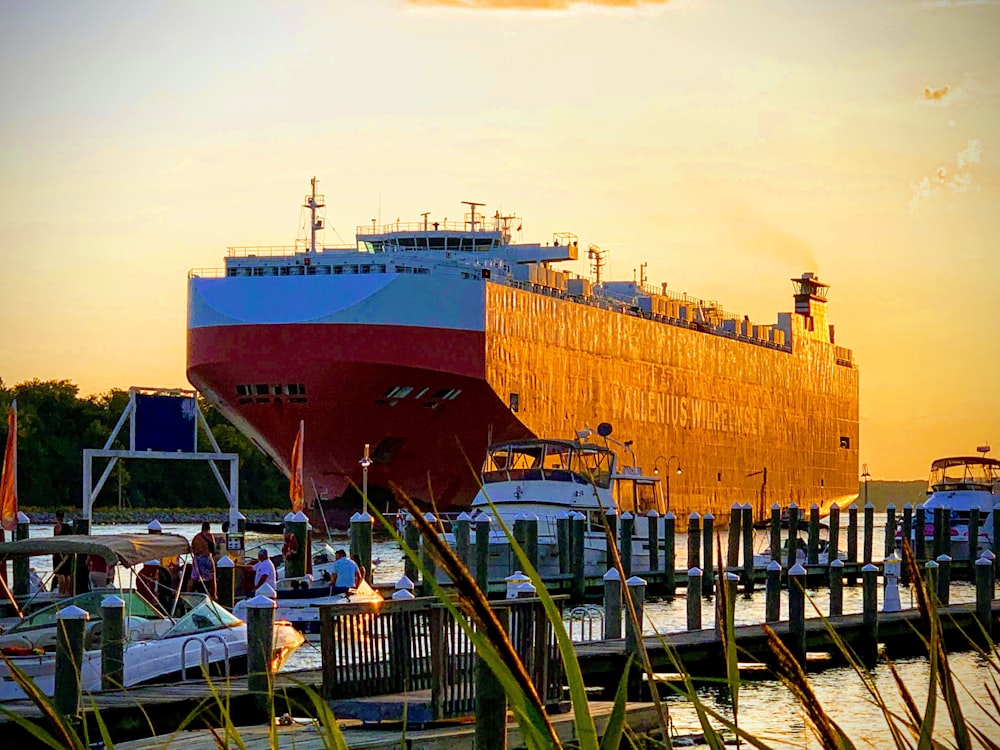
[114,701,661,750]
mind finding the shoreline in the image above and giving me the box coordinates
[18,507,290,526]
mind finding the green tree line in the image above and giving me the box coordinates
[0,379,289,511]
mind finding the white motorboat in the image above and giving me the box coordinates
[233,578,383,636]
[907,452,1000,560]
[465,424,665,580]
[0,534,304,701]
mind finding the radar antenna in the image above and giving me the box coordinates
[302,177,326,253]
[588,244,606,284]
[462,201,485,233]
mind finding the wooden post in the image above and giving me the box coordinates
[524,515,539,573]
[570,512,586,602]
[620,512,634,577]
[932,507,946,560]
[765,561,781,623]
[936,554,952,607]
[769,503,782,565]
[475,514,491,592]
[54,605,89,716]
[976,556,993,639]
[829,558,844,617]
[625,576,646,653]
[455,512,472,573]
[702,513,714,596]
[100,595,125,691]
[12,512,30,597]
[968,507,981,565]
[925,560,939,607]
[476,607,509,750]
[828,504,841,570]
[647,510,659,574]
[884,504,896,559]
[287,511,310,580]
[847,503,859,585]
[246,593,276,717]
[787,563,806,665]
[603,569,622,640]
[605,508,618,571]
[72,517,91,596]
[404,514,420,583]
[786,503,800,570]
[807,504,820,566]
[216,556,235,609]
[741,504,754,593]
[556,512,571,575]
[914,505,927,563]
[901,504,913,585]
[349,512,372,583]
[727,503,741,571]
[716,572,738,642]
[861,563,879,664]
[513,515,527,570]
[863,503,874,566]
[686,568,702,631]
[686,513,701,572]
[663,513,676,596]
[421,513,438,596]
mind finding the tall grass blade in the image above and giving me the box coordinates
[0,653,84,750]
[598,655,633,750]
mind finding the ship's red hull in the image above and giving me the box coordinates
[187,323,532,526]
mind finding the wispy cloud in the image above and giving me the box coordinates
[922,85,951,102]
[407,0,672,9]
[909,138,983,212]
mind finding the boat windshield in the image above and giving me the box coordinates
[481,442,613,488]
[163,595,241,638]
[930,458,1000,493]
[614,478,665,514]
[8,590,163,633]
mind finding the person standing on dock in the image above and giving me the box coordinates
[52,511,72,596]
[253,548,277,594]
[189,522,217,599]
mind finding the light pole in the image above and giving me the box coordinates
[861,463,870,505]
[654,455,682,514]
[360,443,372,512]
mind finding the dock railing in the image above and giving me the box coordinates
[319,595,565,717]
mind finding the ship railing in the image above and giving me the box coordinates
[227,244,355,257]
[189,268,226,279]
[357,219,502,236]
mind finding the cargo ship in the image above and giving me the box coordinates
[187,179,859,527]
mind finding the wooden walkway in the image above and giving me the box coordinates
[114,701,660,750]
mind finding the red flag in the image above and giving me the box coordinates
[289,420,304,514]
[0,402,17,532]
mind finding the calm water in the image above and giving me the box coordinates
[18,521,999,748]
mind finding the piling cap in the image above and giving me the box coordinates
[100,595,125,609]
[571,511,587,521]
[626,576,647,587]
[767,560,782,572]
[476,513,492,524]
[687,567,702,576]
[456,512,473,521]
[356,511,372,522]
[983,550,996,561]
[237,512,246,520]
[603,568,621,581]
[703,512,713,520]
[788,502,798,509]
[725,572,739,582]
[424,513,436,523]
[646,509,659,517]
[976,556,993,566]
[811,503,819,510]
[865,502,874,509]
[147,519,163,532]
[291,510,309,523]
[788,563,807,576]
[664,512,675,520]
[146,559,160,567]
[731,502,742,510]
[903,503,912,509]
[925,560,939,570]
[689,512,699,520]
[516,581,537,596]
[862,563,879,572]
[391,589,415,600]
[15,511,29,523]
[245,593,277,609]
[620,511,633,520]
[936,554,952,563]
[395,575,415,590]
[505,571,529,583]
[830,558,844,568]
[58,605,90,621]
[217,556,235,568]
[256,583,277,599]
[284,512,296,522]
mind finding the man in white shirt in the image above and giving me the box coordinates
[330,549,360,594]
[253,549,277,593]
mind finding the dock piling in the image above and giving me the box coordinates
[570,512,586,602]
[289,511,311,580]
[647,510,660,574]
[932,507,946,560]
[925,560,939,606]
[914,505,927,562]
[716,572,739,642]
[769,503,781,565]
[524,515,539,572]
[100,595,125,691]
[828,504,841,569]
[807,504,820,566]
[454,512,472,573]
[829,559,844,617]
[246,592,276,718]
[741,503,754,592]
[884,504,896,559]
[54,605,89,717]
[727,503,741,571]
[625,576,647,653]
[863,503,874,566]
[620,512,634,577]
[603,569,623,640]
[936,555,952,606]
[216,556,235,608]
[847,504,859,586]
[12,512,29,597]
[976,556,994,639]
[604,508,618,572]
[861,563,879,664]
[421,513,438,596]
[475,514,491,592]
[687,513,701,572]
[404,514,420,583]
[765,561,781,623]
[686,568,702,631]
[968,507,981,565]
[786,503,800,570]
[663,513,676,596]
[788,563,806,665]
[556,512,571,575]
[901,504,913,584]
[476,607,509,750]
[702,513,714,596]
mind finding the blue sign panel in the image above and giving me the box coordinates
[134,394,197,452]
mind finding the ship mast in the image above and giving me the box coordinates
[304,177,325,253]
[462,201,485,233]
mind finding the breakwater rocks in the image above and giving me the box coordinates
[21,508,289,526]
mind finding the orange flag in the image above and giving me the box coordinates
[289,420,304,514]
[0,401,17,532]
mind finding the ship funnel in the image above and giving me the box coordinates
[791,272,830,317]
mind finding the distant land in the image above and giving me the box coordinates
[854,480,927,512]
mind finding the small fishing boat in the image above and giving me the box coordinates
[906,450,1000,560]
[233,577,382,636]
[0,534,304,700]
[466,423,665,580]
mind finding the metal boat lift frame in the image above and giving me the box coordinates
[82,387,240,526]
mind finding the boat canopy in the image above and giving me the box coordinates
[929,457,1000,491]
[481,439,614,488]
[0,533,190,567]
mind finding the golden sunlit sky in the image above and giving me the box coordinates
[1,0,997,480]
